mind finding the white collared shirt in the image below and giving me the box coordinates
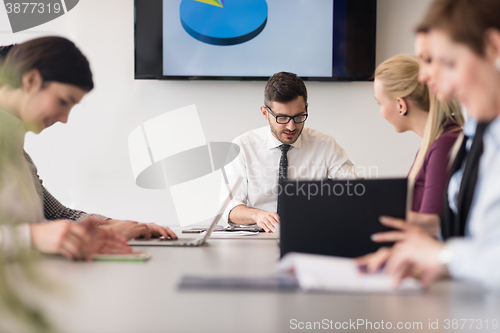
[445,115,500,289]
[222,126,357,222]
[447,117,477,219]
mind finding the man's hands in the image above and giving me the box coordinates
[30,217,131,260]
[251,210,280,233]
[356,215,449,288]
[228,206,280,233]
[99,220,177,240]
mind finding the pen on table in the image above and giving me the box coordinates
[182,229,204,234]
[357,263,386,273]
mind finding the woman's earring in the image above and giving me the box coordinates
[496,58,500,72]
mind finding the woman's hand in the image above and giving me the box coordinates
[30,217,131,260]
[100,220,178,240]
[384,231,449,288]
[357,216,449,288]
[356,247,392,274]
[370,215,435,243]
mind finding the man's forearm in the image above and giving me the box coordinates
[230,205,281,233]
[228,205,259,225]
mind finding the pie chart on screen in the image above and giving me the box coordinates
[180,0,268,46]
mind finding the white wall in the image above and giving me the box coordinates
[0,0,433,226]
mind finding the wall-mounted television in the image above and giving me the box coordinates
[135,0,377,81]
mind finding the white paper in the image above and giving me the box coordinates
[278,252,422,293]
[211,231,259,236]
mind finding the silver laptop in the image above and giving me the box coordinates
[128,178,241,247]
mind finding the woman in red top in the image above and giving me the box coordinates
[374,54,463,234]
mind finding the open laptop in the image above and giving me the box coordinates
[128,178,241,247]
[278,178,407,258]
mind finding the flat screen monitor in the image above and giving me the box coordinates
[135,0,377,81]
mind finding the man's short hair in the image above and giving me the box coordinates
[264,72,307,107]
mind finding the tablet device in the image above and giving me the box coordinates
[279,178,407,258]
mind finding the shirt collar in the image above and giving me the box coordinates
[463,117,478,137]
[485,115,500,149]
[266,127,303,150]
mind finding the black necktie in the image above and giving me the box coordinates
[442,134,468,239]
[279,144,291,180]
[442,122,490,239]
[453,122,490,236]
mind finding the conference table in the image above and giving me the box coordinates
[23,231,500,333]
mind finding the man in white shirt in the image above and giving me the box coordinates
[223,72,357,233]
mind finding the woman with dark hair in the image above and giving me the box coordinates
[0,36,134,259]
[1,38,177,245]
[360,0,500,289]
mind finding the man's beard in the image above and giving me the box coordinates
[270,125,304,145]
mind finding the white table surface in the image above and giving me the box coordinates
[16,236,500,333]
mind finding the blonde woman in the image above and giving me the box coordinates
[360,0,500,289]
[374,54,463,226]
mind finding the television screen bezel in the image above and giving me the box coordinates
[134,0,377,81]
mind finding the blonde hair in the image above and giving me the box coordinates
[375,54,464,185]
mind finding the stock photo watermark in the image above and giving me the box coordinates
[289,318,499,331]
[244,163,380,200]
[277,180,366,200]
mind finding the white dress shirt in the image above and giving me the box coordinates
[445,115,500,289]
[222,126,357,222]
[447,117,477,219]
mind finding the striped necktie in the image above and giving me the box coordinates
[279,144,291,180]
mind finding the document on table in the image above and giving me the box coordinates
[179,274,298,291]
[211,230,259,236]
[277,252,422,293]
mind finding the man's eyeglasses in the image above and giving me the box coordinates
[266,106,308,124]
